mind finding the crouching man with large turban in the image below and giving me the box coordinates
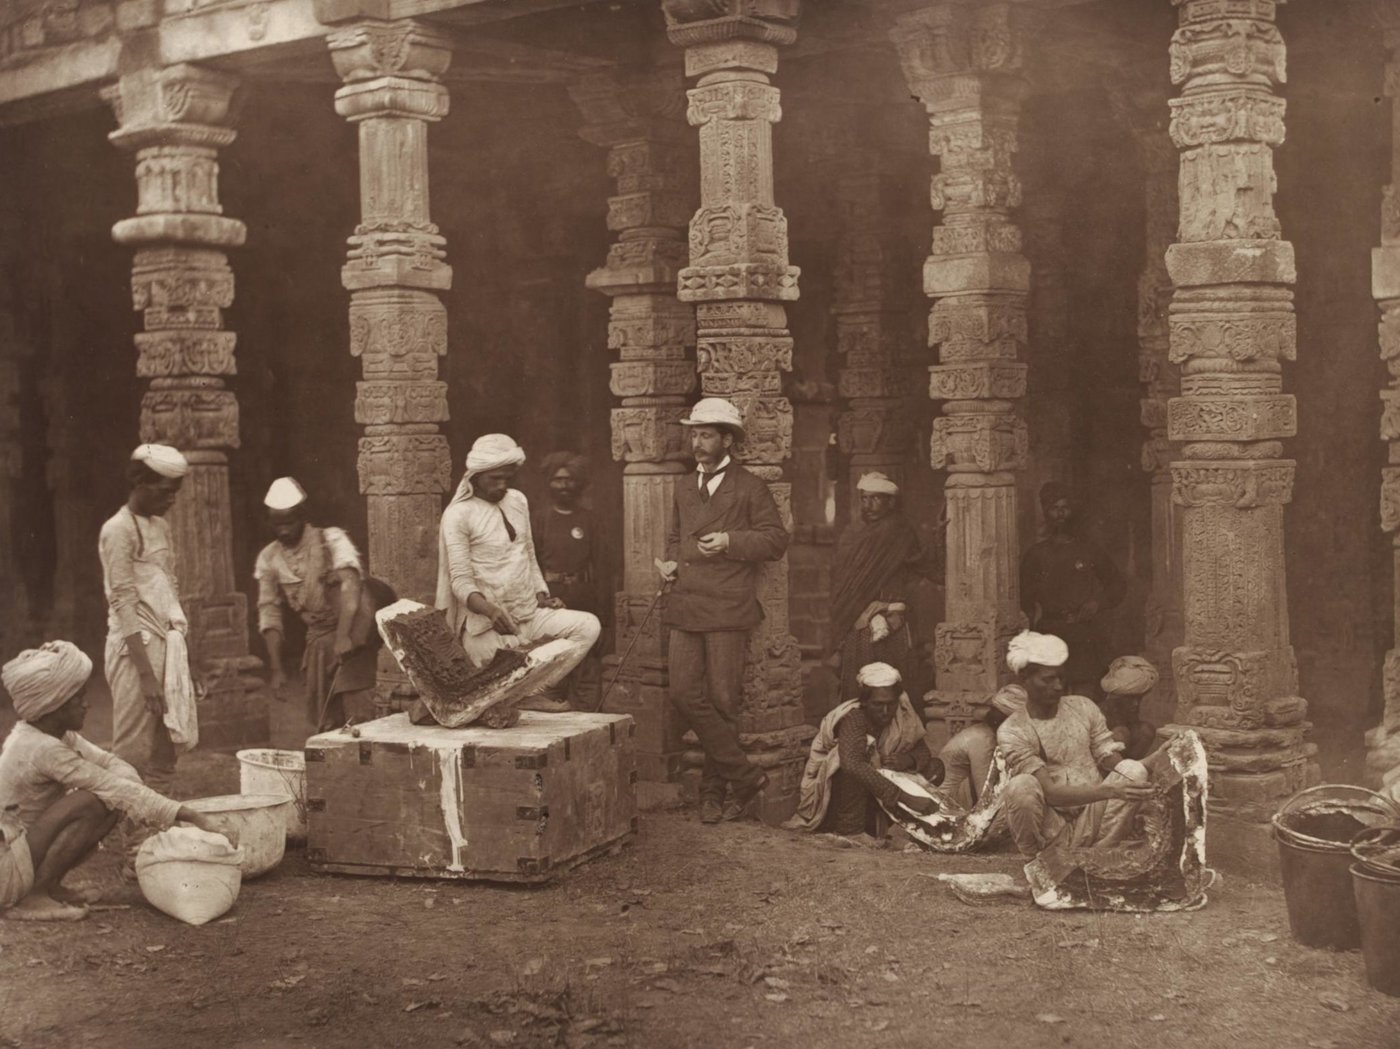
[0,642,216,921]
[997,631,1156,858]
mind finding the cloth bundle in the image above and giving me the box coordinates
[136,826,244,925]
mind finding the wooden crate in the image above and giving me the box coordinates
[304,711,637,883]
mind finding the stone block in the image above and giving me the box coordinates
[1375,245,1400,300]
[924,252,1030,296]
[1165,240,1295,287]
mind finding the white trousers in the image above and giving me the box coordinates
[459,607,600,694]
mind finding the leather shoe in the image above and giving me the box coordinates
[698,797,723,824]
[721,773,768,822]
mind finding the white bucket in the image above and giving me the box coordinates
[237,748,307,842]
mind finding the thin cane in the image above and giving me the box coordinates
[594,581,671,712]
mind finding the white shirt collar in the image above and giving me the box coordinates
[697,455,731,476]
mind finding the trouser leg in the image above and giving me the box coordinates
[521,608,602,694]
[107,634,176,794]
[1090,759,1149,846]
[1004,773,1057,856]
[668,629,757,798]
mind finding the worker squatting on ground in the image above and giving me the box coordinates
[98,444,196,798]
[656,397,789,825]
[784,661,944,841]
[256,477,384,732]
[938,682,1027,809]
[436,433,601,712]
[998,630,1157,857]
[0,642,217,922]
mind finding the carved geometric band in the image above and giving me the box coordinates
[354,381,450,425]
[1170,460,1294,508]
[1167,312,1295,364]
[140,387,239,450]
[928,361,1027,401]
[356,433,452,495]
[1166,394,1295,443]
[135,331,237,378]
[677,263,801,303]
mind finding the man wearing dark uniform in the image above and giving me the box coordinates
[531,452,598,617]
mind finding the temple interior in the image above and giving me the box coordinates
[0,0,1393,817]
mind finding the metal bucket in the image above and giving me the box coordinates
[236,749,306,842]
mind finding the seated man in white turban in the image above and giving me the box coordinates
[785,662,944,840]
[938,682,1026,808]
[998,631,1156,858]
[99,444,194,795]
[436,434,601,712]
[1101,655,1160,761]
[256,477,388,731]
[0,642,216,921]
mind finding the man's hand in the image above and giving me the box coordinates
[138,670,165,716]
[1076,599,1101,623]
[537,591,566,610]
[176,806,219,834]
[1112,781,1156,803]
[268,667,289,703]
[482,601,518,635]
[884,610,905,634]
[333,635,355,661]
[900,792,939,816]
[696,532,729,557]
[655,559,678,583]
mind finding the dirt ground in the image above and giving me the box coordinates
[3,693,1400,1049]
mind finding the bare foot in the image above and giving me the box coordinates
[5,892,89,922]
[51,883,101,906]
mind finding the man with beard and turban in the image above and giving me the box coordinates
[255,477,384,731]
[997,631,1155,858]
[0,642,216,921]
[437,434,601,712]
[1019,482,1126,698]
[531,452,599,618]
[99,444,194,795]
[784,662,943,841]
[828,472,934,701]
[1100,655,1161,761]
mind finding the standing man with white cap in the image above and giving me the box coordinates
[254,477,382,731]
[436,434,601,712]
[98,444,194,795]
[656,398,789,823]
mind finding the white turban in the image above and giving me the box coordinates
[2,641,93,721]
[450,434,527,504]
[990,684,1028,717]
[131,444,189,479]
[1102,656,1159,697]
[1006,630,1068,674]
[264,477,307,511]
[857,472,899,496]
[856,662,901,689]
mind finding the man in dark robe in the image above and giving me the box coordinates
[531,452,598,617]
[1019,482,1126,699]
[828,472,933,701]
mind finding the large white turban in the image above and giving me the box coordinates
[2,641,93,721]
[856,661,902,689]
[1102,655,1159,697]
[450,434,527,504]
[856,472,899,496]
[1006,630,1068,674]
[131,444,189,479]
[264,477,307,511]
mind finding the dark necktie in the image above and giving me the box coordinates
[699,467,725,503]
[499,508,517,542]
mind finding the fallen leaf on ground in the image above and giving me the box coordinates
[1259,934,1279,943]
[869,1020,890,1032]
[1318,994,1351,1012]
[1036,1014,1066,1025]
[1057,938,1100,949]
[521,958,544,976]
[403,978,424,987]
[763,993,789,1003]
[574,1019,605,1033]
[763,976,791,990]
[1149,1014,1166,1022]
[427,972,448,982]
[144,945,166,953]
[488,1031,516,1046]
[269,974,305,990]
[404,1000,439,1013]
[864,946,879,955]
[586,957,615,968]
[652,979,683,993]
[881,971,900,983]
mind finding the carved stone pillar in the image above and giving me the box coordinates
[891,4,1032,743]
[1161,0,1317,818]
[1368,5,1400,790]
[0,297,29,658]
[104,64,269,749]
[330,20,454,697]
[663,0,812,822]
[1112,73,1185,721]
[570,67,697,782]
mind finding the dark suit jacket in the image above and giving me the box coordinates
[662,463,789,632]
